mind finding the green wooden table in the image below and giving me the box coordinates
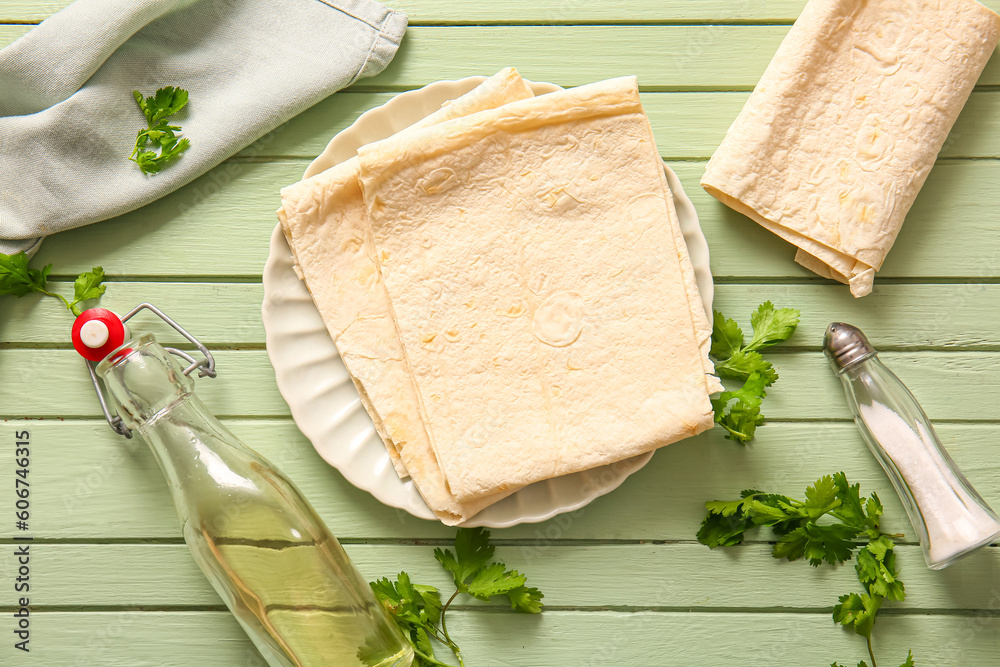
[4,1,1000,664]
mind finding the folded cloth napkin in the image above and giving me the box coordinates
[0,0,407,256]
[701,0,1000,297]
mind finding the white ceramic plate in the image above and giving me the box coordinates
[262,77,714,527]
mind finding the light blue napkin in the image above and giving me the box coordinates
[0,0,407,255]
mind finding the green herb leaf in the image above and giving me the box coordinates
[745,301,801,351]
[369,528,543,667]
[434,527,495,592]
[713,349,778,385]
[1,252,105,315]
[465,562,526,601]
[1,251,51,298]
[697,490,768,547]
[149,86,188,123]
[70,266,107,315]
[130,87,191,175]
[773,522,860,566]
[506,585,544,614]
[834,591,882,638]
[370,573,438,630]
[697,473,912,666]
[711,310,745,360]
[803,475,842,520]
[856,536,905,602]
[711,370,769,444]
[696,503,754,548]
[831,472,867,529]
[709,303,799,445]
[864,494,885,533]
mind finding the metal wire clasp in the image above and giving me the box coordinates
[84,303,218,438]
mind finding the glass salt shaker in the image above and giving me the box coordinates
[73,305,413,667]
[824,322,1000,569]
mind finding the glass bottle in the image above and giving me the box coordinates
[824,322,1000,569]
[96,333,413,667]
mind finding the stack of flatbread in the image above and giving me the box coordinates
[701,0,1000,297]
[278,68,722,524]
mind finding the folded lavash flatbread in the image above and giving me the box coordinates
[701,0,1000,297]
[278,68,534,524]
[357,76,723,502]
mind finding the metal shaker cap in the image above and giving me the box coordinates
[824,322,877,373]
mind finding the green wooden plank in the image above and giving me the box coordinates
[372,26,1000,90]
[22,160,1000,280]
[369,26,827,90]
[5,0,1000,24]
[1,420,996,541]
[2,348,1000,420]
[0,610,991,665]
[0,350,292,417]
[0,0,828,25]
[1,282,267,346]
[0,0,801,24]
[27,160,294,279]
[13,542,1000,613]
[237,90,1000,160]
[5,25,996,90]
[695,159,1000,280]
[8,282,1000,349]
[0,23,28,44]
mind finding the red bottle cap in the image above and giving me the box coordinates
[72,308,129,362]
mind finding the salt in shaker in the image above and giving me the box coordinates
[824,322,1000,569]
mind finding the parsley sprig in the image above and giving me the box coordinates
[366,528,543,667]
[130,86,191,174]
[1,251,105,316]
[698,473,912,667]
[710,302,799,443]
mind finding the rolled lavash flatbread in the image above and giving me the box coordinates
[357,76,723,503]
[701,0,1000,297]
[278,67,534,524]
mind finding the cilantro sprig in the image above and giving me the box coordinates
[698,473,912,667]
[710,302,799,444]
[130,86,191,175]
[1,251,105,316]
[366,528,543,667]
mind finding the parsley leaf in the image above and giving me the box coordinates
[697,472,912,666]
[1,252,106,316]
[713,349,778,385]
[746,301,801,351]
[834,591,882,638]
[709,302,799,444]
[856,535,905,603]
[366,528,543,667]
[71,266,106,313]
[435,526,496,588]
[368,573,448,666]
[711,370,768,443]
[0,251,50,297]
[130,87,191,175]
[465,562,526,601]
[506,585,544,614]
[773,521,859,566]
[710,310,745,359]
[697,490,762,548]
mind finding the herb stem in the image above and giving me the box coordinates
[40,288,77,315]
[439,589,465,667]
[413,648,458,667]
[866,635,877,667]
